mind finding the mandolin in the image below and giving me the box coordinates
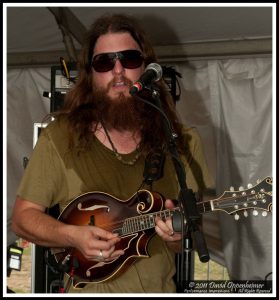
[51,176,272,288]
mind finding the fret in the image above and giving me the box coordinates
[122,220,129,235]
[129,218,133,233]
[135,218,139,231]
[142,215,148,229]
[145,215,149,228]
[166,210,171,218]
[122,222,126,235]
[122,208,189,236]
[133,217,138,232]
[144,215,148,229]
[126,219,130,234]
[149,214,155,228]
[156,211,161,219]
[139,216,145,230]
[140,216,145,230]
[158,209,171,221]
[138,217,142,230]
[143,214,148,229]
[131,219,134,233]
[136,216,140,231]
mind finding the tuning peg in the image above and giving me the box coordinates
[262,211,268,217]
[256,179,261,184]
[238,186,244,191]
[230,186,235,191]
[243,210,248,217]
[234,213,240,221]
[247,183,253,189]
[252,210,259,216]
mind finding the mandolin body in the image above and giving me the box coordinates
[53,190,165,287]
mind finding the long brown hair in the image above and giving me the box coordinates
[54,13,185,153]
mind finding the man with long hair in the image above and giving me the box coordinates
[12,14,212,293]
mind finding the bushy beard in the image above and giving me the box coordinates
[92,76,147,131]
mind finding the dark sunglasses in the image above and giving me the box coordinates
[91,49,144,72]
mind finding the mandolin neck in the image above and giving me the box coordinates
[115,201,212,236]
[113,175,272,237]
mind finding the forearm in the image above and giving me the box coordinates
[12,206,75,248]
[11,197,124,261]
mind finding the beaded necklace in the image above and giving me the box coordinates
[101,122,142,166]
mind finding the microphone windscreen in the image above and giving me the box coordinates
[145,63,163,81]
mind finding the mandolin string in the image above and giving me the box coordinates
[96,208,177,232]
[98,214,157,232]
[212,194,264,207]
[96,193,265,232]
[100,194,268,232]
[96,207,183,232]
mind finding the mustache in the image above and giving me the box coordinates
[107,76,133,89]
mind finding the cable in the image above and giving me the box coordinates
[132,92,174,134]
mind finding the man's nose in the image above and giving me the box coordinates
[112,59,124,75]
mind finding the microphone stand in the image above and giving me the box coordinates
[133,85,210,292]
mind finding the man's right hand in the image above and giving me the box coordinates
[12,197,125,261]
[68,225,125,261]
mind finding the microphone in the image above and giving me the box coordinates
[129,63,163,95]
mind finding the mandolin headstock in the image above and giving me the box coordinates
[212,176,272,220]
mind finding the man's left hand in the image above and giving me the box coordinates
[155,199,182,243]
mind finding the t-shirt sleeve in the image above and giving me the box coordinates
[16,128,65,208]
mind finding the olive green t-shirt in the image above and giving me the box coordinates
[17,118,213,293]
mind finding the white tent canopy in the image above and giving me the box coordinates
[7,5,272,66]
[5,4,274,285]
